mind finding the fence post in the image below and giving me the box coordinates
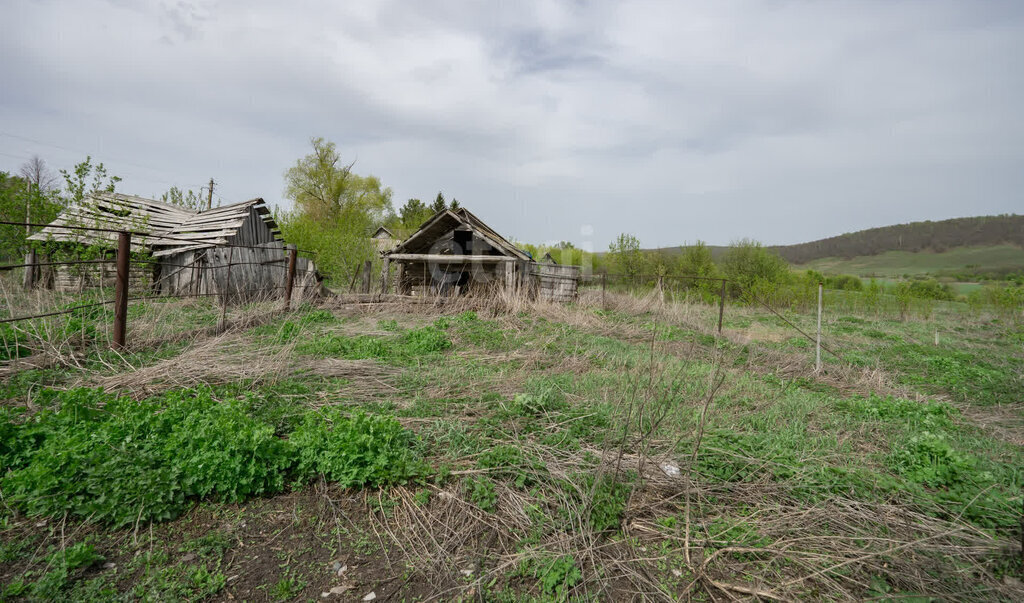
[601,271,607,309]
[361,260,372,294]
[717,279,726,335]
[283,244,297,310]
[22,248,36,290]
[379,257,391,295]
[219,246,234,331]
[112,231,130,350]
[816,282,823,373]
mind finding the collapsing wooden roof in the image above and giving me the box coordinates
[28,192,282,256]
[388,208,531,261]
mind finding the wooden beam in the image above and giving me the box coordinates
[386,253,515,262]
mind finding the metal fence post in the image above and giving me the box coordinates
[112,231,130,350]
[219,246,234,331]
[601,271,607,309]
[717,279,726,334]
[816,282,823,372]
[283,244,297,310]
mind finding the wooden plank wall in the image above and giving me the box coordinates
[53,262,151,293]
[157,242,323,302]
[530,263,580,302]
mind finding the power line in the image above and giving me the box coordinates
[0,131,209,191]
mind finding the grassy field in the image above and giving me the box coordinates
[1,288,1022,601]
[795,244,1024,278]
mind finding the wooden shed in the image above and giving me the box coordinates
[382,207,579,301]
[28,192,324,301]
[371,226,398,254]
[148,198,323,301]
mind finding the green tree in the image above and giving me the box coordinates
[279,138,393,283]
[60,156,121,206]
[430,192,447,214]
[161,186,209,211]
[608,233,644,276]
[283,137,393,223]
[678,241,716,278]
[0,173,39,260]
[398,198,432,229]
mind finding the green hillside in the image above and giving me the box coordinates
[798,244,1024,278]
[769,214,1023,264]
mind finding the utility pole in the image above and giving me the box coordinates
[23,182,34,290]
[207,177,214,210]
[25,181,31,238]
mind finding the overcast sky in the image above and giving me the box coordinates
[1,0,1021,250]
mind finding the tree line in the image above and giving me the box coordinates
[768,215,1024,264]
[0,156,122,262]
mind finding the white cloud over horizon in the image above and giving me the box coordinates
[2,0,1021,249]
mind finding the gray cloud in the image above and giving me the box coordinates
[1,0,1021,249]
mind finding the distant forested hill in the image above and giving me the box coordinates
[768,215,1024,264]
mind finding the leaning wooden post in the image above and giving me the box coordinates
[112,231,130,350]
[717,279,726,335]
[815,282,823,373]
[283,244,297,310]
[219,246,234,331]
[379,257,391,295]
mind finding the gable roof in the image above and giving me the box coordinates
[388,208,530,261]
[372,226,394,239]
[28,192,281,255]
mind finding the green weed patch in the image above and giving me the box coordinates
[291,409,425,487]
[0,387,425,526]
[297,324,451,363]
[835,394,955,429]
[846,343,1020,406]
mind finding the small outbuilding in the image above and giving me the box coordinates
[371,226,398,253]
[382,207,579,301]
[28,192,323,300]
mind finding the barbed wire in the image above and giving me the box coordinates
[1,286,294,325]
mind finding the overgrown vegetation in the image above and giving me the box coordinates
[1,285,1021,600]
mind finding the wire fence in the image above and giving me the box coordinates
[583,271,854,364]
[1,221,321,361]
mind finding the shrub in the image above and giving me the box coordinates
[721,239,790,296]
[290,409,424,488]
[825,274,863,291]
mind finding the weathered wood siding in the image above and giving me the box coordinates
[53,261,151,293]
[157,242,322,302]
[530,263,580,302]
